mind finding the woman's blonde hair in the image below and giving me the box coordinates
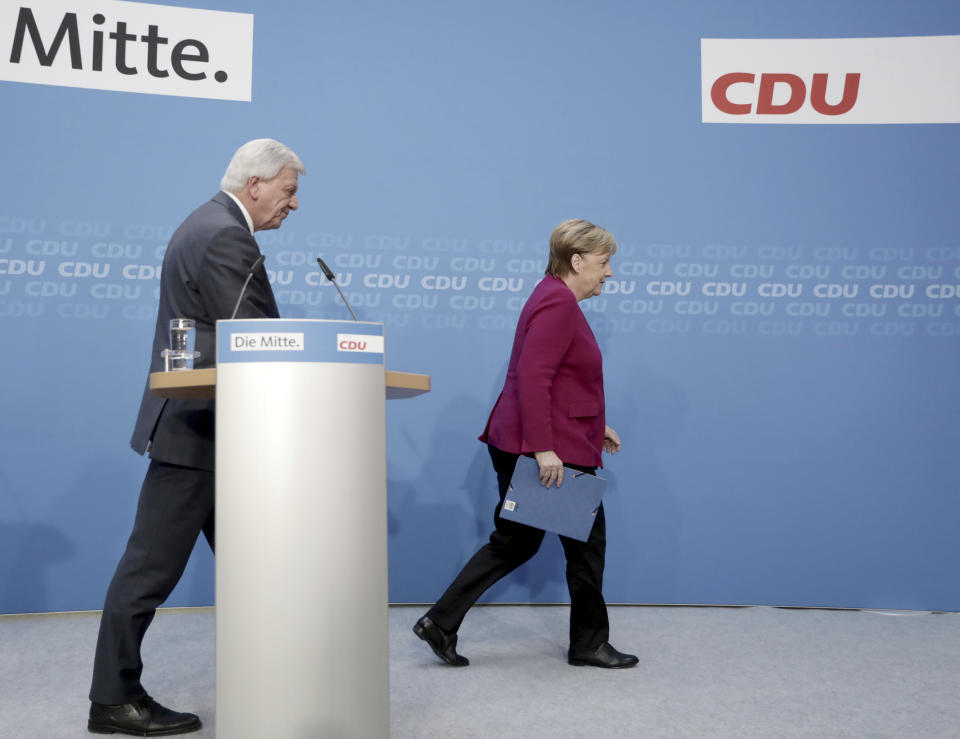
[545,219,617,278]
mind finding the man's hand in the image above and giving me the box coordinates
[534,450,564,488]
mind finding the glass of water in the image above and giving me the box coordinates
[166,318,197,371]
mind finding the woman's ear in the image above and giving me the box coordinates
[570,253,582,273]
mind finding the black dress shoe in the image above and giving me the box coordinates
[413,615,469,666]
[88,695,201,736]
[568,642,639,668]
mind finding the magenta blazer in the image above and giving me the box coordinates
[480,275,606,467]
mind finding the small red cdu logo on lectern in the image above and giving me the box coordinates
[336,333,384,354]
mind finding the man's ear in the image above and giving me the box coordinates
[245,175,262,200]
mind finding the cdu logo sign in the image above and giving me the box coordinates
[336,333,384,354]
[0,0,253,100]
[702,35,960,124]
[710,72,860,117]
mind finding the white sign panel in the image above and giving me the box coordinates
[0,0,253,100]
[232,333,304,351]
[702,35,960,124]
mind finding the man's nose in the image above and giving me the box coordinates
[289,195,298,211]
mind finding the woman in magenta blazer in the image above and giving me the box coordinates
[414,219,637,669]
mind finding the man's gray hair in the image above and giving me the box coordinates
[220,139,306,193]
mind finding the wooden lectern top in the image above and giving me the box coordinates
[150,368,430,400]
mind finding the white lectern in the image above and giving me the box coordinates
[215,318,389,738]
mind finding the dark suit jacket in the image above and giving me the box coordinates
[129,192,279,471]
[479,275,606,467]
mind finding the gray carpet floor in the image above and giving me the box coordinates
[0,605,957,738]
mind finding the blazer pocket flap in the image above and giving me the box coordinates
[568,401,600,418]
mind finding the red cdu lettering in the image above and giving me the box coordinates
[810,72,860,115]
[756,73,805,114]
[711,72,754,114]
[711,72,861,116]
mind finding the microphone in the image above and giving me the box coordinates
[317,256,359,321]
[230,254,266,319]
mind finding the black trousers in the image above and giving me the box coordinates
[427,445,609,652]
[89,460,215,704]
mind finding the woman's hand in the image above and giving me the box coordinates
[603,426,621,455]
[534,450,564,488]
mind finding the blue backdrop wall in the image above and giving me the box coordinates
[1,0,958,614]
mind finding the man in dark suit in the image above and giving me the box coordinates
[88,139,305,736]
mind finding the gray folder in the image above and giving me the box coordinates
[499,456,607,542]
